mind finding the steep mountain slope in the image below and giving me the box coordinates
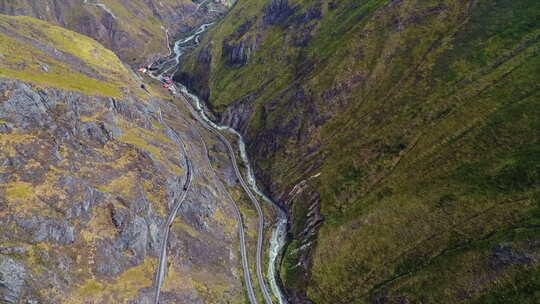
[178,0,540,303]
[0,0,234,64]
[0,14,245,303]
[0,15,137,97]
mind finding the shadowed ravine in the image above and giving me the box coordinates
[178,83,289,304]
[0,1,539,303]
[148,23,289,304]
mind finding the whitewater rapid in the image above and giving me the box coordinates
[153,22,289,304]
[180,85,289,304]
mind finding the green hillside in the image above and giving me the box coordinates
[179,0,540,302]
[0,14,140,97]
[0,0,222,64]
[0,0,538,302]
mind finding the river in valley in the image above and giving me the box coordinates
[150,21,289,304]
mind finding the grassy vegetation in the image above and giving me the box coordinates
[80,204,118,243]
[97,172,137,198]
[280,240,304,287]
[4,181,33,201]
[0,0,175,63]
[312,1,540,302]
[162,261,244,304]
[72,257,156,303]
[474,266,540,304]
[116,118,183,175]
[99,0,167,60]
[0,8,248,303]
[182,0,540,302]
[0,14,142,97]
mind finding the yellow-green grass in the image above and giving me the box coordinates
[72,257,156,303]
[0,14,138,97]
[99,0,166,58]
[4,181,33,201]
[117,118,183,176]
[10,15,127,76]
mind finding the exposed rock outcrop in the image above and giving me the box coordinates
[0,256,26,303]
[16,217,76,244]
[0,70,243,302]
[0,0,233,64]
[263,0,295,25]
[223,37,256,66]
[489,244,533,270]
[179,0,540,303]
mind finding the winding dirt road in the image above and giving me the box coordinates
[152,124,194,304]
[147,23,276,304]
[175,86,274,304]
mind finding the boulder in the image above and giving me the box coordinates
[16,217,76,244]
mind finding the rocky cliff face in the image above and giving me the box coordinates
[179,0,540,303]
[0,15,244,303]
[1,1,539,303]
[0,0,233,65]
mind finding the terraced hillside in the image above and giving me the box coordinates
[0,14,245,303]
[178,0,540,303]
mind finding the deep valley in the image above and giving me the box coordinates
[0,0,538,304]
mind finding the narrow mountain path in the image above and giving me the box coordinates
[145,21,282,304]
[145,82,260,304]
[147,105,194,304]
[173,85,274,304]
[192,125,259,304]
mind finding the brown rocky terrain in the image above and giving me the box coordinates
[0,14,248,303]
[1,0,539,303]
[0,0,234,65]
